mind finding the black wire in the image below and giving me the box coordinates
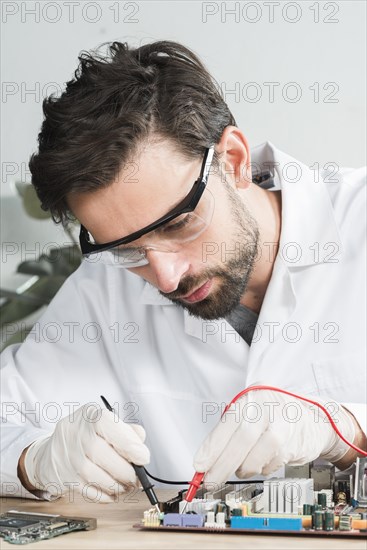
[143,467,188,485]
[100,396,264,487]
[143,467,263,486]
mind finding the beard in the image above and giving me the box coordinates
[160,184,260,320]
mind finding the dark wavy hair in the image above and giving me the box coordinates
[29,40,236,224]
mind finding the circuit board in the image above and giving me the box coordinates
[134,458,367,539]
[134,501,367,538]
[0,510,96,545]
[134,523,366,537]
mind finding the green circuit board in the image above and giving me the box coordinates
[0,511,96,545]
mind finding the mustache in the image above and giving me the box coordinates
[160,269,221,300]
[160,248,258,302]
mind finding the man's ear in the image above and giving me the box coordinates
[216,126,252,189]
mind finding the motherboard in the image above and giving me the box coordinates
[135,457,367,537]
[0,510,96,545]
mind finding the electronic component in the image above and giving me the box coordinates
[339,514,353,531]
[162,490,187,514]
[311,463,335,491]
[262,478,313,514]
[135,461,367,538]
[285,463,311,479]
[0,510,96,545]
[231,516,303,531]
[182,385,366,510]
[143,510,163,527]
[313,510,324,530]
[324,510,335,531]
[162,514,205,528]
[353,457,367,506]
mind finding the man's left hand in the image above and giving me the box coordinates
[193,388,356,485]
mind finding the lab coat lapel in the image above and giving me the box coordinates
[253,142,343,267]
[247,141,342,376]
[183,311,206,338]
[246,255,297,375]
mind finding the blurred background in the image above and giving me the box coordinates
[1,0,366,348]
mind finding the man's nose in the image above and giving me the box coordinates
[146,250,190,294]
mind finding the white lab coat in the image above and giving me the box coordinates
[1,142,366,498]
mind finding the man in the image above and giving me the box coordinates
[1,40,366,502]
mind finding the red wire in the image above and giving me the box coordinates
[184,385,367,503]
[224,385,367,456]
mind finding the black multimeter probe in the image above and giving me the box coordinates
[100,395,160,514]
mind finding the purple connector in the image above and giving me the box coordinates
[181,514,205,528]
[163,514,182,527]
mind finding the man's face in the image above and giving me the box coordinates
[159,180,259,319]
[69,139,259,320]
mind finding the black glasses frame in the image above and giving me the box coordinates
[79,145,215,255]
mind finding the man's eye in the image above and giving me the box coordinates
[162,214,192,233]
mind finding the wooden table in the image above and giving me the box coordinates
[1,489,366,549]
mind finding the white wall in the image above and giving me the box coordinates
[1,0,366,193]
[0,1,365,340]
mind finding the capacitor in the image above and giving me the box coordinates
[313,510,324,530]
[303,504,312,516]
[312,504,322,526]
[323,510,334,531]
[318,493,327,508]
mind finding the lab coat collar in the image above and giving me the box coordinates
[140,282,205,338]
[140,280,249,345]
[139,282,173,306]
[139,278,210,340]
[251,141,342,267]
[139,141,342,340]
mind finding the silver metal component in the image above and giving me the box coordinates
[354,457,367,506]
[181,501,188,514]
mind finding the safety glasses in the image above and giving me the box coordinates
[79,146,215,268]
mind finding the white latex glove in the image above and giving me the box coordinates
[24,403,150,502]
[194,389,355,485]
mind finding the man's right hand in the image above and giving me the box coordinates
[17,403,150,502]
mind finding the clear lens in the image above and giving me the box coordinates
[143,187,214,247]
[93,187,214,268]
[92,248,149,268]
